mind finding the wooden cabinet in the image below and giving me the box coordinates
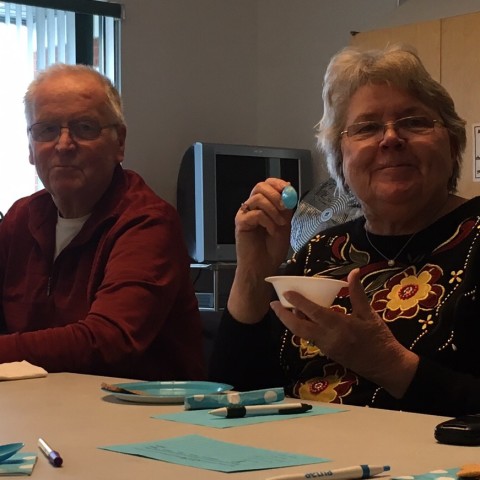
[351,12,480,199]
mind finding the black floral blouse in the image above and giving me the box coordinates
[209,196,480,416]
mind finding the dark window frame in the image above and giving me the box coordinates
[8,0,122,18]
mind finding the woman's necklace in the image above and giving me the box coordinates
[363,196,452,267]
[364,228,417,267]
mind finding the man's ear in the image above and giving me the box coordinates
[28,143,34,165]
[115,124,127,164]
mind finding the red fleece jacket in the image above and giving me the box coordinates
[0,166,205,380]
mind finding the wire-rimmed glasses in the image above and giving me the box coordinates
[340,116,443,141]
[28,120,118,142]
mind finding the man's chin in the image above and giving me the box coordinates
[48,180,84,197]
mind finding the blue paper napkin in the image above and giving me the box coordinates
[393,467,460,480]
[184,387,285,410]
[0,453,37,476]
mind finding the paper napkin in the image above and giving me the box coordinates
[393,467,460,480]
[184,387,285,410]
[0,361,47,381]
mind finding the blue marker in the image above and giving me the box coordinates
[281,185,298,209]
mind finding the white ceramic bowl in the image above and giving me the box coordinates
[265,275,348,309]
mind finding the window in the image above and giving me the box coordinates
[0,0,122,214]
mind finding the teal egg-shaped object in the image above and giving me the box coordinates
[281,185,298,209]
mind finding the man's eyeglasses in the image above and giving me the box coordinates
[28,120,118,142]
[340,116,443,141]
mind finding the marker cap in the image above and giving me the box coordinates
[49,451,63,467]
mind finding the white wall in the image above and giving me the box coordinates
[120,0,480,204]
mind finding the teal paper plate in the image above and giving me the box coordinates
[101,381,233,404]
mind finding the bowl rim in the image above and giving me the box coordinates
[265,275,348,285]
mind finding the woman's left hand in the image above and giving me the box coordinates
[270,268,419,398]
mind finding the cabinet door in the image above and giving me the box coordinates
[442,12,480,198]
[351,20,441,80]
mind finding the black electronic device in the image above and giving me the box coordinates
[434,414,480,446]
[177,142,313,263]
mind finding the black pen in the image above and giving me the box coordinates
[209,402,312,418]
[38,438,63,467]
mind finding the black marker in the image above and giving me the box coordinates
[209,402,312,418]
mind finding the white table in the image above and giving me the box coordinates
[0,373,476,479]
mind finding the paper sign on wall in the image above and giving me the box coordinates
[473,124,480,182]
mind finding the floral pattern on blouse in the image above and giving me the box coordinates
[370,264,445,322]
[293,362,358,403]
[291,336,321,359]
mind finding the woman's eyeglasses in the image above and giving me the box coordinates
[340,116,443,141]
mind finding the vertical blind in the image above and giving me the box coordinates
[0,2,120,78]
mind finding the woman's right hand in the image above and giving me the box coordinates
[236,177,293,273]
[227,178,294,324]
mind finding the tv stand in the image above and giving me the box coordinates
[190,262,237,311]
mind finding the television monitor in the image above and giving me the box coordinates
[177,142,313,263]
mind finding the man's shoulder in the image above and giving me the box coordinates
[7,189,51,215]
[0,190,54,234]
[123,169,167,200]
[117,169,178,218]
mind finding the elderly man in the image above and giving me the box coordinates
[0,64,205,380]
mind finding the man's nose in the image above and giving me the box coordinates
[55,127,75,148]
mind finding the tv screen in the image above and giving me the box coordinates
[177,142,313,263]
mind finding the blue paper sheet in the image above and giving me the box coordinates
[99,434,329,472]
[153,404,346,428]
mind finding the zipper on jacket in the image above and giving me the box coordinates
[46,276,52,296]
